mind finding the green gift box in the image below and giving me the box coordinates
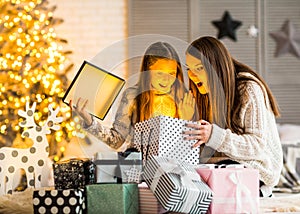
[86,183,139,214]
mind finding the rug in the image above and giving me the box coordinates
[1,188,300,213]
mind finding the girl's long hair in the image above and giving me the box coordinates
[135,42,186,123]
[186,36,280,133]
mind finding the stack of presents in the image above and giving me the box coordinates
[33,116,260,213]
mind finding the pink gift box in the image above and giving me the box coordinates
[195,165,259,214]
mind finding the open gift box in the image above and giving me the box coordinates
[195,164,259,214]
[134,115,200,166]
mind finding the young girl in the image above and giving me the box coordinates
[73,41,194,150]
[183,36,283,197]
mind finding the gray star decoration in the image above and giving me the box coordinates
[269,20,300,58]
[212,10,242,42]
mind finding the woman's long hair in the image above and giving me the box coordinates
[186,36,280,133]
[135,42,186,123]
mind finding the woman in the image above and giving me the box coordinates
[183,36,283,197]
[73,41,194,150]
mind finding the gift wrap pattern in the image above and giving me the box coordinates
[279,143,300,189]
[134,115,199,165]
[86,183,139,214]
[143,156,213,214]
[33,188,86,214]
[138,182,166,214]
[53,158,95,190]
[94,152,121,183]
[120,152,143,183]
[195,164,259,214]
[94,152,142,183]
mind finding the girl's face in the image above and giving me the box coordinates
[186,53,209,94]
[149,59,177,94]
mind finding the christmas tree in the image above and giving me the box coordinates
[0,0,76,160]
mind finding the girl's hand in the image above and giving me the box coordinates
[183,120,212,148]
[178,91,195,120]
[71,98,93,126]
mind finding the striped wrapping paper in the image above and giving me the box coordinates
[138,182,167,214]
[143,156,213,214]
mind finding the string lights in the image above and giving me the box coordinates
[0,0,80,161]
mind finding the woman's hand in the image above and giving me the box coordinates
[183,120,212,148]
[70,98,93,126]
[178,91,195,120]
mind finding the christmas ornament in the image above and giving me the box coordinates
[269,20,300,58]
[212,11,242,41]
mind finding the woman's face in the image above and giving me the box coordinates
[186,53,209,94]
[149,59,177,94]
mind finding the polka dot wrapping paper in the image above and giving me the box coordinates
[53,158,96,190]
[33,188,86,214]
[134,115,200,166]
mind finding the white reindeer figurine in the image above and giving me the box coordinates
[0,102,62,195]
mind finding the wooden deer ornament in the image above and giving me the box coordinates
[0,102,63,195]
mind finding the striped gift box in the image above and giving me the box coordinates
[143,156,213,214]
[138,182,167,214]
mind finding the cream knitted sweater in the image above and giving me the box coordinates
[206,78,283,197]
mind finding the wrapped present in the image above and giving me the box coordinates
[281,143,300,186]
[86,183,139,214]
[138,182,166,214]
[143,156,213,214]
[134,115,200,165]
[53,158,95,190]
[195,164,259,214]
[33,188,86,214]
[94,151,142,183]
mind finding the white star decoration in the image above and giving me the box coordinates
[247,25,259,38]
[269,20,300,58]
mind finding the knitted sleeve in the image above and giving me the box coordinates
[206,81,283,188]
[207,81,279,159]
[84,87,137,150]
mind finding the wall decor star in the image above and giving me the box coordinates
[247,25,259,38]
[212,10,242,42]
[269,20,300,58]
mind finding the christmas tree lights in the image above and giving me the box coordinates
[0,0,77,159]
